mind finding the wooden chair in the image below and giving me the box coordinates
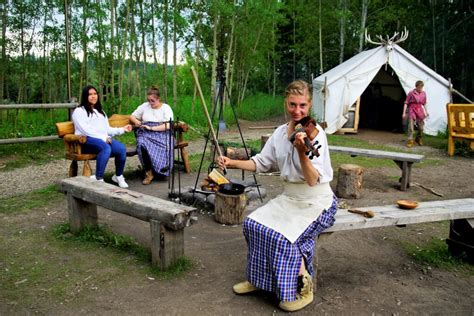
[446,103,474,156]
[55,114,190,177]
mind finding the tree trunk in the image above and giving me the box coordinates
[339,0,346,64]
[319,0,323,74]
[224,8,235,105]
[0,0,8,102]
[163,0,168,101]
[358,0,368,53]
[151,0,158,69]
[431,0,437,71]
[172,0,177,107]
[109,0,116,103]
[139,0,147,78]
[118,0,131,112]
[210,14,219,106]
[79,1,88,99]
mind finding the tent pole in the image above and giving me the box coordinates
[323,76,327,122]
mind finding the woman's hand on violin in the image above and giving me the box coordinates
[293,132,308,153]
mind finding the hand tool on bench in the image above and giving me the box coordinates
[348,209,375,218]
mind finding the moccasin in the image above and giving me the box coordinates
[232,281,258,294]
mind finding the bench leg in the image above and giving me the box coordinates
[150,220,184,269]
[447,135,455,156]
[395,160,412,191]
[67,193,98,232]
[69,160,78,177]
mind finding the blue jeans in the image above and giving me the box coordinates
[82,137,126,179]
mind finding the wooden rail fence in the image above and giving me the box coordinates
[0,102,78,145]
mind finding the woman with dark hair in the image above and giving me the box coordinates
[129,86,174,185]
[72,85,133,187]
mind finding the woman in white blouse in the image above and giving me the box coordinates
[218,80,337,312]
[72,85,133,188]
[130,87,174,185]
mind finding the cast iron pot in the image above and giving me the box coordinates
[218,183,245,195]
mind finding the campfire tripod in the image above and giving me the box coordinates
[192,54,263,202]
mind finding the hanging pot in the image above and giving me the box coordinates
[218,183,246,195]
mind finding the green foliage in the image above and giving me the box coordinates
[0,184,63,215]
[401,238,473,274]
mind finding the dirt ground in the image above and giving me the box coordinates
[1,117,473,315]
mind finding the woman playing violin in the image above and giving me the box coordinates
[218,80,337,312]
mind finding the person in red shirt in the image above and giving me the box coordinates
[402,80,429,147]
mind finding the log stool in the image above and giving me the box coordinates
[336,164,364,199]
[214,191,247,225]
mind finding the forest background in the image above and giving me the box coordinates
[0,0,473,140]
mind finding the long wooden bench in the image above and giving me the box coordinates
[55,114,191,177]
[446,103,474,156]
[329,145,424,191]
[315,198,474,284]
[58,176,198,269]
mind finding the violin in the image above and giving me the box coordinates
[288,116,322,160]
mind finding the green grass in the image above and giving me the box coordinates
[0,141,65,170]
[401,238,473,275]
[0,184,63,215]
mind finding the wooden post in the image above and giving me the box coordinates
[82,160,92,176]
[336,164,364,199]
[67,193,97,232]
[261,134,270,150]
[214,191,247,225]
[150,219,184,269]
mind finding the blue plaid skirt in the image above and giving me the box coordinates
[243,195,337,301]
[136,121,174,176]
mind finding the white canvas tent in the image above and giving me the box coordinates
[312,43,451,135]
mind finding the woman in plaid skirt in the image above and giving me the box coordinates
[130,86,174,185]
[218,80,337,312]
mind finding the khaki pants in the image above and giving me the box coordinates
[407,118,424,140]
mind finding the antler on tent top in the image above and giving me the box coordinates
[365,27,409,46]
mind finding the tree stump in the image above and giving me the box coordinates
[214,191,247,225]
[336,164,364,199]
[261,134,271,150]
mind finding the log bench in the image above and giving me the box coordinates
[446,103,474,156]
[55,114,191,177]
[58,176,197,269]
[315,198,474,283]
[329,145,424,191]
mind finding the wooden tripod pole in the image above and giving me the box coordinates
[190,66,226,173]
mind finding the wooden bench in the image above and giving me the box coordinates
[315,198,474,283]
[446,103,474,156]
[58,176,198,269]
[55,114,191,177]
[329,146,424,191]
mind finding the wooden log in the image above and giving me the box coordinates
[226,147,250,160]
[336,164,364,199]
[214,191,247,225]
[150,220,185,269]
[261,134,271,150]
